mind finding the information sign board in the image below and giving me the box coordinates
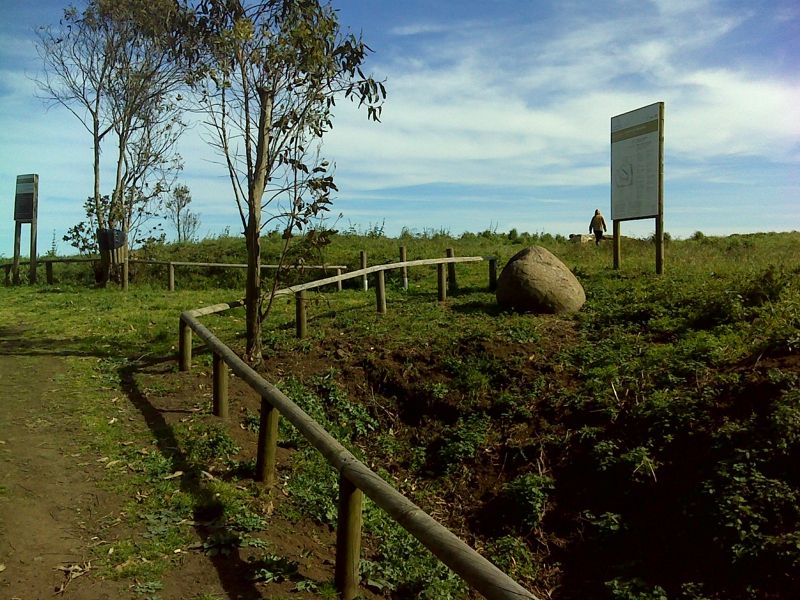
[611,103,663,221]
[14,174,38,223]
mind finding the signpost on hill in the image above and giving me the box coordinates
[11,174,39,284]
[611,102,665,274]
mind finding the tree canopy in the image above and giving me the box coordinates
[174,0,385,362]
[37,0,187,275]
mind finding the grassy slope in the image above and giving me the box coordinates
[3,230,799,599]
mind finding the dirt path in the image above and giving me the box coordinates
[0,326,353,600]
[0,330,127,599]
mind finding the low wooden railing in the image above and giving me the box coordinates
[3,257,348,291]
[4,245,498,295]
[178,255,535,600]
[178,255,498,346]
[2,257,97,286]
[129,259,349,292]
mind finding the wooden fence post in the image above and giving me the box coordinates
[179,318,192,371]
[335,474,363,600]
[336,268,343,292]
[295,290,307,339]
[400,246,408,290]
[212,352,229,419]
[122,259,129,292]
[45,261,54,285]
[375,270,387,314]
[488,257,497,291]
[255,397,280,486]
[360,251,368,290]
[446,248,458,292]
[437,263,447,302]
[12,222,21,285]
[168,262,175,291]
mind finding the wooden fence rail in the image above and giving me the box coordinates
[179,311,536,600]
[3,257,97,286]
[177,255,498,352]
[177,254,534,600]
[4,249,499,294]
[128,260,348,292]
[3,258,348,290]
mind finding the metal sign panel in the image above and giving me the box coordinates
[14,174,38,223]
[610,103,663,221]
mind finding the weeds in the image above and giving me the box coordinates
[2,231,799,599]
[437,414,490,472]
[502,473,555,529]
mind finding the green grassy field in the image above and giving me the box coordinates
[2,229,799,599]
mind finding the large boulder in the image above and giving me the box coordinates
[496,246,585,313]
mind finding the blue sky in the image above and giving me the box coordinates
[1,0,798,256]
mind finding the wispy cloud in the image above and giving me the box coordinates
[328,0,800,194]
[388,22,461,37]
[1,0,798,249]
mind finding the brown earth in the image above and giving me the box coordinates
[0,327,378,600]
[0,307,575,600]
[0,331,129,599]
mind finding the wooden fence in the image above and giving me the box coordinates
[177,255,536,600]
[2,257,96,286]
[128,259,349,292]
[2,257,347,291]
[3,245,497,294]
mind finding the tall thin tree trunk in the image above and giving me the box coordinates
[244,204,262,363]
[244,87,274,364]
[107,139,128,283]
[93,113,112,286]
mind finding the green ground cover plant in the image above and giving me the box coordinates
[2,229,799,599]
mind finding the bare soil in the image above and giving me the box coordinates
[0,308,576,600]
[0,326,373,600]
[0,327,128,599]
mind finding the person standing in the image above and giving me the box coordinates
[589,209,607,245]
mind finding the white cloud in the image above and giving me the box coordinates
[389,22,463,37]
[670,70,800,156]
[2,1,798,249]
[323,0,800,201]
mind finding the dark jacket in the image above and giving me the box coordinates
[590,213,607,232]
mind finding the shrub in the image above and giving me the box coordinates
[502,472,554,529]
[437,414,490,471]
[690,230,706,242]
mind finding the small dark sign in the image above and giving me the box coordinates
[97,228,127,251]
[14,174,38,223]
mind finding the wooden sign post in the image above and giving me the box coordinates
[610,103,665,274]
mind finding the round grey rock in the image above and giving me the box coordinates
[496,246,585,313]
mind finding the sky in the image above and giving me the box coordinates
[1,0,798,257]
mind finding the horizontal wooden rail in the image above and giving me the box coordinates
[180,309,537,600]
[187,300,246,318]
[2,257,98,267]
[3,258,348,270]
[5,253,497,294]
[128,260,348,292]
[3,257,100,285]
[176,254,533,599]
[129,259,347,270]
[183,256,491,319]
[281,255,484,295]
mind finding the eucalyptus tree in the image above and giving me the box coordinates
[36,3,117,237]
[37,0,186,282]
[178,0,385,363]
[102,0,186,249]
[165,184,201,243]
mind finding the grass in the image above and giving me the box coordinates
[0,284,295,590]
[1,229,799,599]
